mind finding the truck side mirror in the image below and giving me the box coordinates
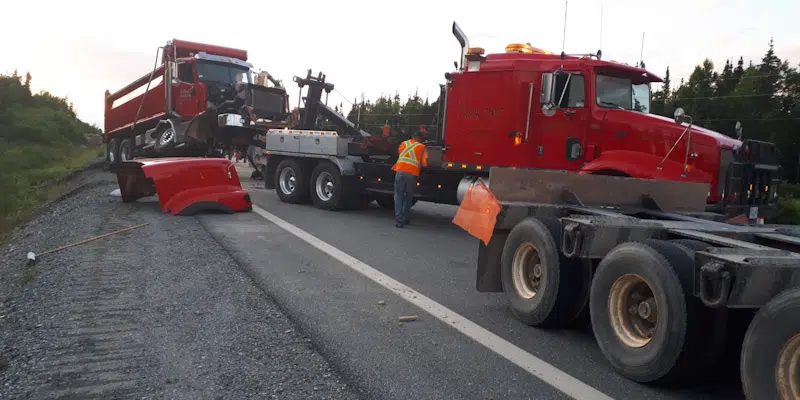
[541,72,557,117]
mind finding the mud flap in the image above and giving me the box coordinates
[476,231,507,292]
[109,158,252,216]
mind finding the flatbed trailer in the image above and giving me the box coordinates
[466,167,800,399]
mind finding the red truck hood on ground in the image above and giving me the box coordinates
[111,158,252,216]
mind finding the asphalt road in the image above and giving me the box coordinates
[202,163,745,400]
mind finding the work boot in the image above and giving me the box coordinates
[395,221,404,228]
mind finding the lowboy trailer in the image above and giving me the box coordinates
[467,167,800,399]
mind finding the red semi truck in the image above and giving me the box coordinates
[104,39,291,164]
[261,23,780,220]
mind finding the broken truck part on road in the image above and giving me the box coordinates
[110,158,252,216]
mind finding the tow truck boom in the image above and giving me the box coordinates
[292,70,371,138]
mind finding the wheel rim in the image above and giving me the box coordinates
[108,147,115,163]
[608,274,658,348]
[279,167,296,195]
[777,334,800,400]
[315,171,335,202]
[511,242,544,300]
[159,128,175,146]
[120,145,131,161]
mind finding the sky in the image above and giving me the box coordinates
[2,0,798,129]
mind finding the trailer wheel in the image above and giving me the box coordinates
[589,240,699,384]
[500,217,588,328]
[275,159,309,204]
[741,287,800,400]
[119,138,135,162]
[106,138,120,164]
[310,161,353,211]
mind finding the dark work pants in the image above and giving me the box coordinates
[394,171,417,223]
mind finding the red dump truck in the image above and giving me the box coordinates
[103,39,291,164]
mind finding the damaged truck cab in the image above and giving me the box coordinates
[104,39,290,163]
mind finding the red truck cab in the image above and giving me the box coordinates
[441,25,779,216]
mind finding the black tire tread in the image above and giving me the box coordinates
[309,161,359,211]
[741,287,800,400]
[119,137,135,162]
[106,137,120,164]
[500,217,590,328]
[274,159,309,204]
[590,240,695,384]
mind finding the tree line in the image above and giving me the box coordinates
[334,39,800,182]
[651,39,800,180]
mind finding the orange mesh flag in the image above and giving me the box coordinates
[452,181,502,245]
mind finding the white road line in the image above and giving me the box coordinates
[251,205,614,400]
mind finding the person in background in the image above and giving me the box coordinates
[391,131,428,228]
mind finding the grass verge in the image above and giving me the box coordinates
[0,145,104,240]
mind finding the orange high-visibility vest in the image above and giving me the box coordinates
[392,139,428,177]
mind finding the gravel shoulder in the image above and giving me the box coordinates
[0,167,359,399]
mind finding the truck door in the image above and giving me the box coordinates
[173,62,203,117]
[532,72,589,171]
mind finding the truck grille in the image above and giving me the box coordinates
[723,139,782,207]
[246,86,289,121]
[718,148,734,196]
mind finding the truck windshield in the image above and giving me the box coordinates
[595,74,650,113]
[197,61,252,85]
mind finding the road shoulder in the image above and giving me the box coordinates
[0,169,358,399]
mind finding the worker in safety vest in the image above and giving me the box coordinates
[391,131,428,228]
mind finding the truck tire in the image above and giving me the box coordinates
[310,161,352,211]
[589,240,702,384]
[741,287,800,400]
[275,159,309,204]
[500,217,590,328]
[119,138,135,162]
[106,138,120,164]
